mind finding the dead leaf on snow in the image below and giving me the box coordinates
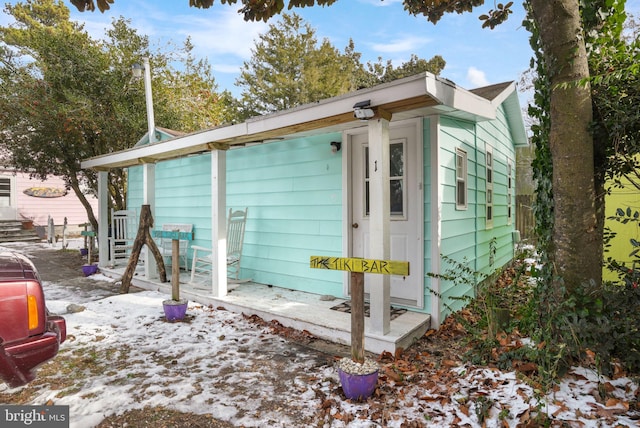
[418,394,443,402]
[574,408,589,419]
[516,388,531,401]
[552,402,568,417]
[602,397,629,412]
[459,403,470,417]
[517,408,530,421]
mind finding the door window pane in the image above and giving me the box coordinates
[364,140,405,217]
[390,179,403,215]
[390,143,403,176]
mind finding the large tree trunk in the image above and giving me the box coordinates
[69,175,99,234]
[529,0,602,291]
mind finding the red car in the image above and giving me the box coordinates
[0,252,66,387]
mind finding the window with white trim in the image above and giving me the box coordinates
[486,148,493,228]
[0,178,10,208]
[455,148,467,210]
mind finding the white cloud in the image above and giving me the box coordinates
[467,66,489,87]
[212,63,245,74]
[65,3,266,83]
[68,3,266,64]
[370,35,431,54]
[171,9,267,60]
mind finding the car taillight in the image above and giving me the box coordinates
[27,294,39,330]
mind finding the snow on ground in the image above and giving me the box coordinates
[0,241,638,427]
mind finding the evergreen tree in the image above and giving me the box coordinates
[235,13,361,118]
[236,13,446,119]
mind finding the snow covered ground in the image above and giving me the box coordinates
[0,241,638,427]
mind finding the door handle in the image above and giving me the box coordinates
[352,223,359,229]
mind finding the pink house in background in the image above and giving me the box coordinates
[0,168,98,234]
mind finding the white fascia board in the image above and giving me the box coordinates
[490,82,528,147]
[504,92,529,147]
[81,123,248,169]
[425,75,495,120]
[83,76,436,170]
[490,81,518,107]
[245,73,435,134]
[81,72,497,170]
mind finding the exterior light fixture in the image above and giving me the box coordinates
[353,100,375,120]
[330,141,341,153]
[131,62,144,79]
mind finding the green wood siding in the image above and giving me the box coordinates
[129,134,344,297]
[439,117,478,312]
[475,104,517,274]
[434,110,517,320]
[127,167,144,215]
[129,155,213,250]
[228,135,343,295]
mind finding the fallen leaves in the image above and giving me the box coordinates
[242,313,317,344]
[229,302,639,427]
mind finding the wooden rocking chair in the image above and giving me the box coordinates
[109,209,138,266]
[190,208,248,284]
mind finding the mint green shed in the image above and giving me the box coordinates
[84,73,527,333]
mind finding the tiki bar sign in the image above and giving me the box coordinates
[309,255,409,276]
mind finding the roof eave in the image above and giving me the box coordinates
[81,73,496,170]
[494,83,529,147]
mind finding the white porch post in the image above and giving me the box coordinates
[143,164,157,279]
[430,118,442,328]
[368,116,391,335]
[97,171,109,267]
[211,150,227,297]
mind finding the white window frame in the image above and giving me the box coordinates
[455,148,468,210]
[0,177,11,199]
[486,147,493,229]
[363,138,407,219]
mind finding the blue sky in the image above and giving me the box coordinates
[2,0,639,102]
[0,1,533,95]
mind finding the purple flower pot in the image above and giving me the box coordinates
[81,264,98,276]
[79,248,88,257]
[338,367,378,401]
[163,299,188,322]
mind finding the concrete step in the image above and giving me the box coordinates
[0,221,42,243]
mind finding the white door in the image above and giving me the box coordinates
[349,120,423,308]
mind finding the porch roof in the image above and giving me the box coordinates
[81,72,509,171]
